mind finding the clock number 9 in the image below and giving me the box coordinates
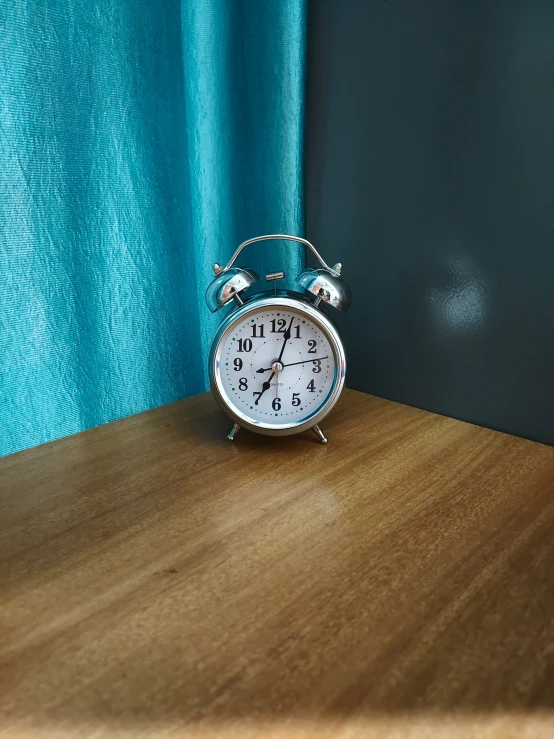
[234,358,243,371]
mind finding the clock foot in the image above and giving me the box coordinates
[227,423,241,441]
[312,424,328,444]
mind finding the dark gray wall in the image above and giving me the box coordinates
[306,0,554,445]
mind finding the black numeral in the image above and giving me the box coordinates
[308,339,317,353]
[251,323,265,338]
[237,338,252,352]
[312,359,322,373]
[270,318,286,333]
[307,379,316,392]
[272,397,281,411]
[234,358,243,371]
[292,393,301,406]
[239,378,248,391]
[253,391,263,404]
[294,325,301,339]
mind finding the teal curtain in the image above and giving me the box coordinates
[0,0,306,457]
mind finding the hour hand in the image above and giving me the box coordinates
[254,375,274,405]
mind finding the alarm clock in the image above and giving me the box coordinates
[205,234,351,443]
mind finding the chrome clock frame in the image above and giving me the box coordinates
[209,293,346,438]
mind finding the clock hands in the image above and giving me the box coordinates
[254,317,294,405]
[256,356,329,373]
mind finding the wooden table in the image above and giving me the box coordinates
[1,389,554,738]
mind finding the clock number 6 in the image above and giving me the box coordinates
[272,397,281,411]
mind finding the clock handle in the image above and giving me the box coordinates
[221,234,342,278]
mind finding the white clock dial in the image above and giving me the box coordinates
[216,306,337,427]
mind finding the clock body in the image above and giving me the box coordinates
[209,292,346,436]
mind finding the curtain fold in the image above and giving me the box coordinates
[0,0,306,457]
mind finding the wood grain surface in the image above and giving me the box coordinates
[1,389,554,738]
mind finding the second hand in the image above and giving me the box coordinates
[256,356,329,373]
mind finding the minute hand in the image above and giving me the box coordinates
[277,316,294,362]
[254,317,294,405]
[256,356,329,373]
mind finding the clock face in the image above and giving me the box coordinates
[214,304,340,428]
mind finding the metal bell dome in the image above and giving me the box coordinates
[205,267,259,312]
[297,268,352,312]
